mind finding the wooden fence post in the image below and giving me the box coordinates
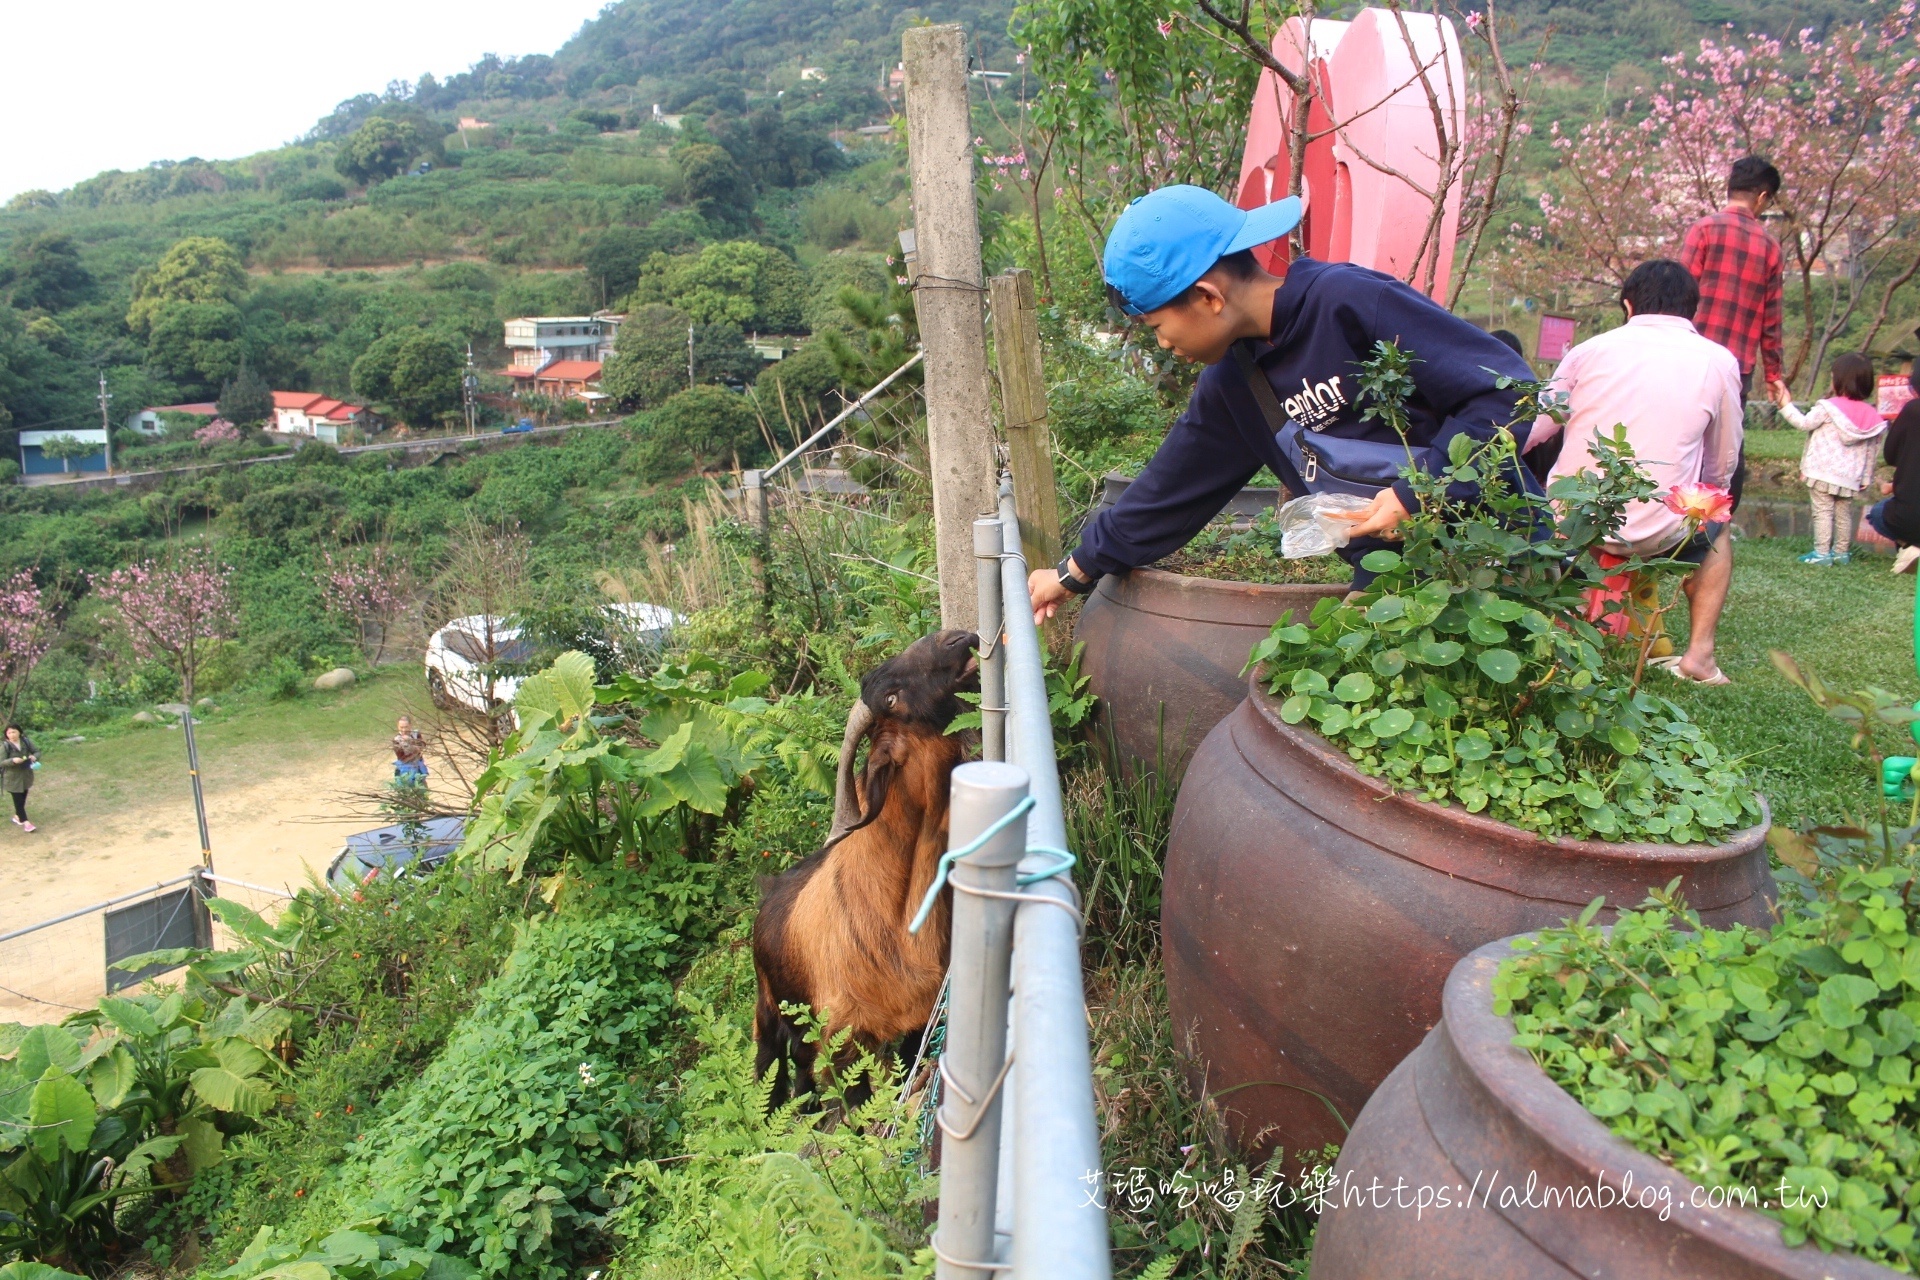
[989,269,1062,572]
[904,23,998,632]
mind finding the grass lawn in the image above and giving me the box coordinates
[32,670,412,828]
[1665,535,1916,827]
[1740,428,1806,463]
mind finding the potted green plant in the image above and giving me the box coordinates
[1163,346,1773,1161]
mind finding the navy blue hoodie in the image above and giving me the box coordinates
[1072,257,1536,581]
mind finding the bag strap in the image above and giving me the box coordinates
[1230,339,1292,434]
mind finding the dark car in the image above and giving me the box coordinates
[326,816,468,893]
[503,418,535,435]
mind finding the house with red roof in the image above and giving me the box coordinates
[124,401,219,436]
[271,391,373,444]
[503,359,604,401]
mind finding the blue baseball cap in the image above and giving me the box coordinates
[1102,185,1303,315]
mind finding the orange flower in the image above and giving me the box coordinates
[1662,483,1734,526]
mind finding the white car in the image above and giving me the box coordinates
[424,603,680,714]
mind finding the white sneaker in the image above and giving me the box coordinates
[1895,546,1920,574]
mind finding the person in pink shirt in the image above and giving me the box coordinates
[1528,260,1745,685]
[1771,353,1885,565]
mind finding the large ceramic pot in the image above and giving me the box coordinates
[1076,568,1343,778]
[1311,935,1895,1278]
[1163,675,1774,1161]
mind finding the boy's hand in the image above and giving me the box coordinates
[1028,564,1076,624]
[1325,488,1409,540]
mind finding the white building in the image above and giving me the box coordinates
[502,314,623,374]
[124,400,219,436]
[272,391,372,443]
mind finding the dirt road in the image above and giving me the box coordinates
[0,674,425,1023]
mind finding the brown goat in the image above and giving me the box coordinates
[752,629,980,1105]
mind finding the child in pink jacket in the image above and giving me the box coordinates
[1774,352,1886,564]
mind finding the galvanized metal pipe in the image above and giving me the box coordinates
[936,760,1030,1280]
[974,517,1007,763]
[762,349,926,480]
[997,483,1110,1280]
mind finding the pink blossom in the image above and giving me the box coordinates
[1157,17,1174,36]
[1465,11,1483,32]
[0,571,53,715]
[195,418,241,445]
[92,550,234,697]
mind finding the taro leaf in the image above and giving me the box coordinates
[1476,649,1521,684]
[1333,673,1377,704]
[1608,726,1642,756]
[1373,708,1415,738]
[1371,649,1407,679]
[1467,616,1508,646]
[28,1068,95,1160]
[1422,639,1465,666]
[1361,549,1403,573]
[181,1115,225,1173]
[1481,599,1525,622]
[15,1025,80,1082]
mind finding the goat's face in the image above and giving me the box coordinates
[858,628,981,732]
[825,629,982,845]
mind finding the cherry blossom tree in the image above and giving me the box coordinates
[322,544,413,664]
[1502,8,1920,387]
[194,417,241,445]
[0,571,56,720]
[92,549,235,701]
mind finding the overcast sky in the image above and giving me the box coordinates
[0,0,614,203]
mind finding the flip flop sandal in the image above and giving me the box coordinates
[1658,662,1730,686]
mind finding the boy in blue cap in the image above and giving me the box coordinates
[1028,185,1535,619]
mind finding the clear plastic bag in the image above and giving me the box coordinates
[1277,493,1375,558]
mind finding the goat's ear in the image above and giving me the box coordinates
[854,733,902,832]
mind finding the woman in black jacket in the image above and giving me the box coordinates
[2,724,38,832]
[1865,366,1920,572]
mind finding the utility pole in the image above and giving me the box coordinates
[97,372,114,474]
[904,24,997,632]
[687,324,696,389]
[463,345,479,437]
[990,269,1062,572]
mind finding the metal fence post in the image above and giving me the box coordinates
[974,517,1007,763]
[742,468,769,536]
[998,482,1111,1280]
[936,760,1030,1280]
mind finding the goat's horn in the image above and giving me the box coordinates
[826,698,875,846]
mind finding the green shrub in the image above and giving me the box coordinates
[1497,874,1920,1269]
[1249,354,1757,844]
[344,907,686,1279]
[1049,372,1168,451]
[214,1218,475,1279]
[608,974,935,1280]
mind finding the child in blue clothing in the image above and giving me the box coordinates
[1029,185,1533,619]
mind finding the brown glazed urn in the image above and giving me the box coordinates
[1075,568,1343,779]
[1311,935,1897,1278]
[1162,674,1774,1162]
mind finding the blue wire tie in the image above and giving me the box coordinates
[909,795,1078,934]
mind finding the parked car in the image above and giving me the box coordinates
[425,614,533,712]
[423,604,682,715]
[326,816,467,892]
[503,418,535,435]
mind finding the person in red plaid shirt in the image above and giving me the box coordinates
[1682,156,1788,408]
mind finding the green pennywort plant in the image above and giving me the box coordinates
[1496,876,1920,1269]
[1249,352,1758,843]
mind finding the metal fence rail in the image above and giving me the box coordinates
[929,477,1109,1279]
[0,868,294,1022]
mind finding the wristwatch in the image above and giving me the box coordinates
[1055,557,1099,596]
